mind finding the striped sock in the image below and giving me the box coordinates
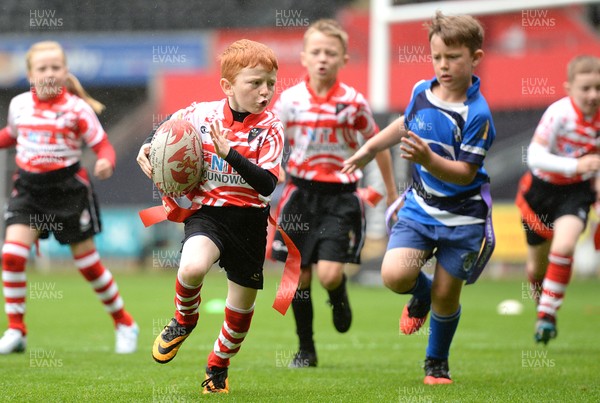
[75,249,133,327]
[173,274,202,327]
[207,302,254,368]
[426,307,461,360]
[538,253,572,320]
[2,242,29,335]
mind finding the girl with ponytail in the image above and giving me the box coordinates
[0,40,138,355]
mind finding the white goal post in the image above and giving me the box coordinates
[368,0,600,112]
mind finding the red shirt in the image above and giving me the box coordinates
[175,99,284,208]
[531,97,600,185]
[274,78,379,184]
[6,89,112,173]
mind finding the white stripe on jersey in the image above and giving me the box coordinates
[177,99,284,208]
[532,97,600,185]
[274,80,378,184]
[413,191,485,226]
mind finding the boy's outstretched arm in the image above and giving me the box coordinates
[373,149,398,205]
[343,115,407,174]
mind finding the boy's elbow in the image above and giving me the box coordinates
[456,175,476,186]
[454,164,478,185]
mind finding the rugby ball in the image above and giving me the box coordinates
[149,119,203,196]
[497,299,524,316]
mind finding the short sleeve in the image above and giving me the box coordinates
[458,113,495,166]
[78,102,107,147]
[354,92,379,139]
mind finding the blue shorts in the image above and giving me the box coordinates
[387,217,485,280]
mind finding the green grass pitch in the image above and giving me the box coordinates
[0,267,598,402]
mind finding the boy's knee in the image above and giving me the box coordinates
[317,269,342,290]
[381,267,413,293]
[431,290,460,313]
[178,261,209,283]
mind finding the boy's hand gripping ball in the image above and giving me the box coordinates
[149,119,203,197]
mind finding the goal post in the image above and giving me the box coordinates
[368,0,600,112]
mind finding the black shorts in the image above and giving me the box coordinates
[271,177,365,267]
[521,173,595,245]
[5,164,102,245]
[183,205,270,289]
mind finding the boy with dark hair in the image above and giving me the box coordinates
[344,11,495,384]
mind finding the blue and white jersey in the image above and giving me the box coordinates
[398,76,495,226]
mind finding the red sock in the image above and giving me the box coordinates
[173,274,202,327]
[2,242,29,335]
[538,253,572,320]
[207,304,254,368]
[75,249,133,327]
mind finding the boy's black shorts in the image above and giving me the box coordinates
[183,205,270,289]
[521,173,595,245]
[271,177,365,267]
[5,164,102,245]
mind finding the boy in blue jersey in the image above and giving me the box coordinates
[343,11,495,384]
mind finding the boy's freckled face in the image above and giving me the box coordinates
[225,65,277,114]
[430,35,479,94]
[566,72,600,117]
[301,31,347,83]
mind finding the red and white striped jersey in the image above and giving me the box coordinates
[6,89,108,173]
[175,99,284,208]
[274,79,379,184]
[531,97,600,185]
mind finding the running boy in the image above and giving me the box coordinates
[0,41,138,354]
[343,12,495,384]
[516,55,600,344]
[136,39,283,393]
[270,19,397,368]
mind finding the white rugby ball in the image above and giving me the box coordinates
[149,119,203,196]
[497,299,524,315]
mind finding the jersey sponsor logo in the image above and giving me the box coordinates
[205,154,247,184]
[209,154,230,172]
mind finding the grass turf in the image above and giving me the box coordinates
[0,268,599,402]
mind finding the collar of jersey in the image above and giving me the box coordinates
[304,76,341,103]
[427,75,481,102]
[569,96,600,125]
[31,86,68,107]
[221,98,265,128]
